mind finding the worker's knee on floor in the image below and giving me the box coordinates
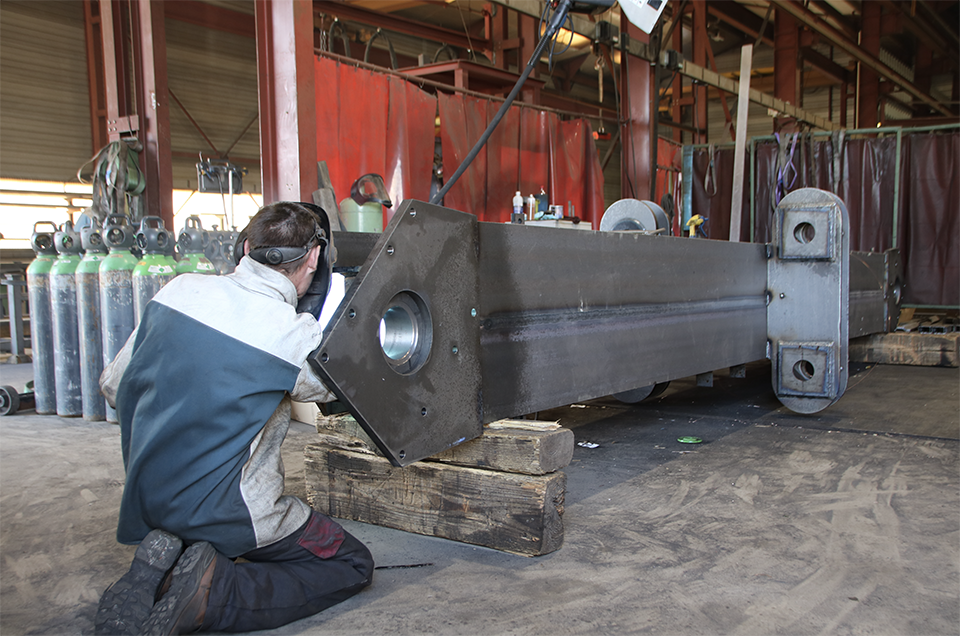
[336,532,375,584]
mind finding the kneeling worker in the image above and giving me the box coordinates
[96,202,373,634]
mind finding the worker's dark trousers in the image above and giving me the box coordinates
[200,511,374,633]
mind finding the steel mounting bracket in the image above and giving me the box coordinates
[767,188,850,414]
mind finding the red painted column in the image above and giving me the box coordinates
[133,0,173,228]
[488,2,507,71]
[83,1,108,153]
[620,11,652,200]
[914,44,933,117]
[255,0,318,204]
[690,0,707,143]
[671,14,683,144]
[774,8,799,133]
[518,12,539,104]
[858,2,881,128]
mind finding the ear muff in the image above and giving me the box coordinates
[247,245,310,266]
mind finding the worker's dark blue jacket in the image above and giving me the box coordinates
[100,257,334,558]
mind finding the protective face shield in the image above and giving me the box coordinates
[234,202,338,319]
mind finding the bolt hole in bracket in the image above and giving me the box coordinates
[308,200,482,466]
[767,188,850,413]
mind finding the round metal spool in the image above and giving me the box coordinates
[0,386,20,416]
[613,382,670,404]
[599,199,670,234]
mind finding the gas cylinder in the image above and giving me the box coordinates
[175,216,217,275]
[99,213,137,423]
[217,228,239,275]
[50,220,84,417]
[132,216,177,324]
[25,221,59,414]
[76,218,108,421]
[339,173,392,233]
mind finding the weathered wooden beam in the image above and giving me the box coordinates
[316,413,575,475]
[305,445,566,556]
[849,332,959,368]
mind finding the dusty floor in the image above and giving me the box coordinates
[0,359,957,635]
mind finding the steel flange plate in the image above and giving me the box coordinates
[309,200,483,466]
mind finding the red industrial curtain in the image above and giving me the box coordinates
[900,133,959,306]
[549,118,605,228]
[438,91,605,227]
[315,56,434,226]
[701,131,958,306]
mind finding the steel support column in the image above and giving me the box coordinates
[620,12,652,199]
[774,8,800,133]
[858,2,881,128]
[97,0,134,139]
[132,0,173,228]
[83,0,108,153]
[487,2,508,71]
[93,0,172,228]
[255,0,318,204]
[517,12,540,104]
[690,0,708,143]
[671,18,683,144]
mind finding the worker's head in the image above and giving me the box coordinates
[243,201,326,297]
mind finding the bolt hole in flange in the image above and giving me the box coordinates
[793,222,816,244]
[378,290,433,375]
[793,359,816,381]
[891,279,903,306]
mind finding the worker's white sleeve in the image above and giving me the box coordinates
[290,361,336,404]
[99,327,139,409]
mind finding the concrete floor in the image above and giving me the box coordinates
[1,359,957,635]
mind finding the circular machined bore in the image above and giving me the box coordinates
[793,359,816,381]
[378,291,432,375]
[793,222,816,244]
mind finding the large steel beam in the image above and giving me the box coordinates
[313,189,899,466]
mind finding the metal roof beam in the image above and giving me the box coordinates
[314,1,491,57]
[771,0,953,117]
[164,0,255,39]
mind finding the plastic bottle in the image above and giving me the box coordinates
[512,191,524,224]
[525,194,537,221]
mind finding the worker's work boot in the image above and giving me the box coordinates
[142,541,217,635]
[94,529,184,635]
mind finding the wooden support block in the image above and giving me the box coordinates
[304,445,566,556]
[849,332,959,367]
[316,413,574,475]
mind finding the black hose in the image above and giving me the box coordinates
[430,0,574,205]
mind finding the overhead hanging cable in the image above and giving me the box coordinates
[430,0,575,205]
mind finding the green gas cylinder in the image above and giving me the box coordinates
[50,220,84,416]
[132,216,177,323]
[26,221,60,414]
[175,216,216,275]
[99,213,138,423]
[76,218,108,421]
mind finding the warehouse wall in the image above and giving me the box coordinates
[0,1,93,182]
